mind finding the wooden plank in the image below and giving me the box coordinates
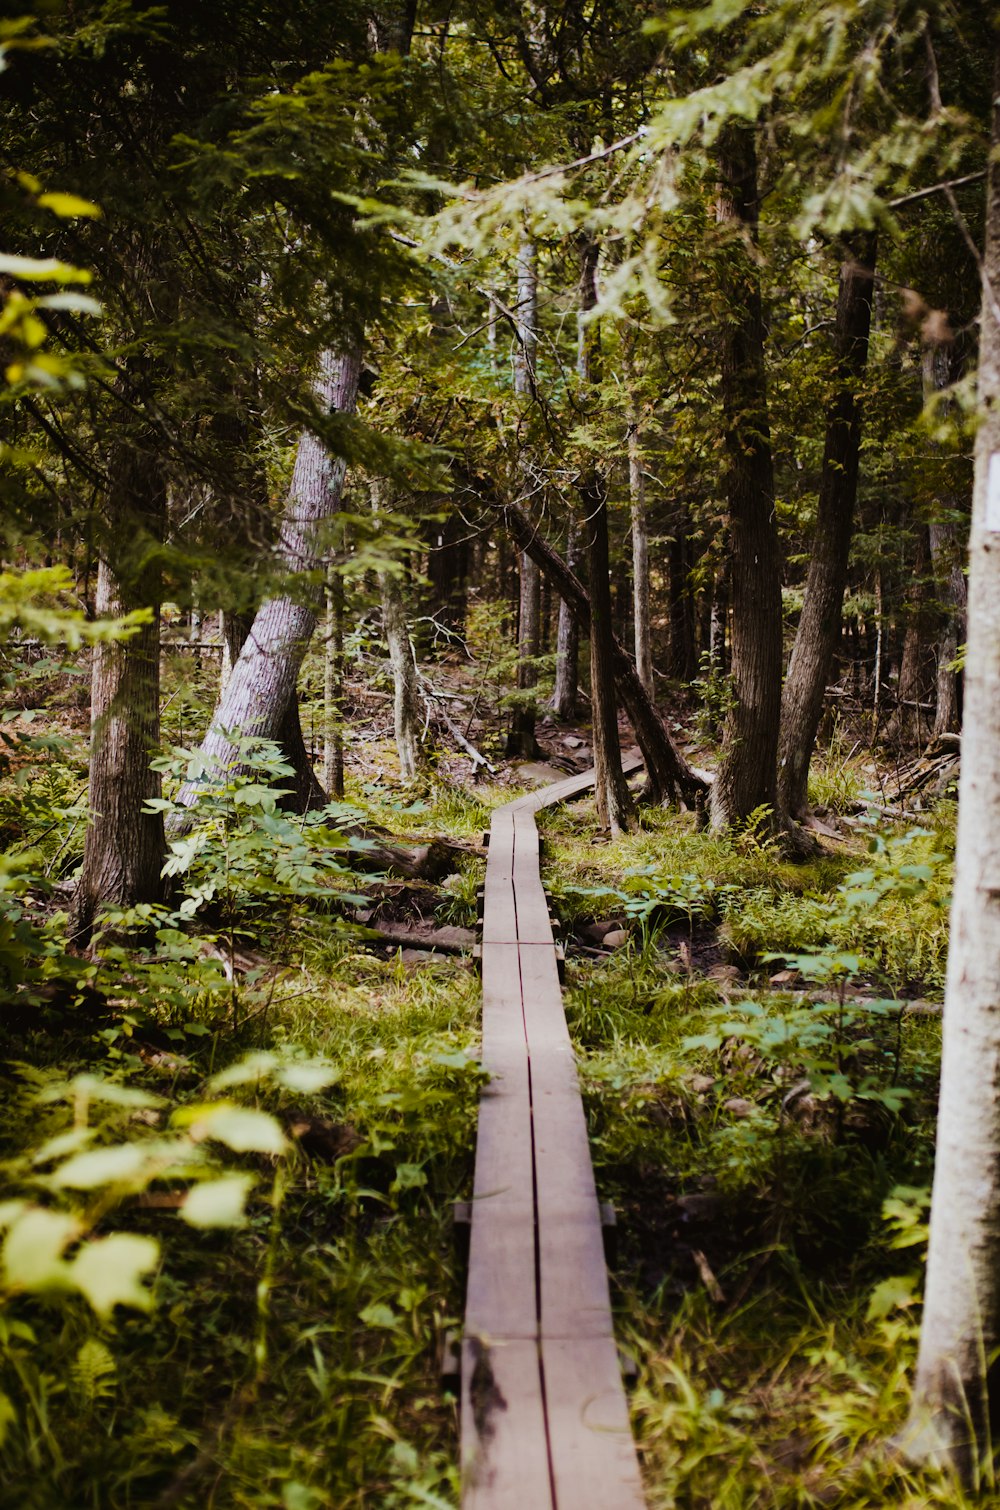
[480,943,525,1048]
[518,943,570,1046]
[533,1075,614,1339]
[461,1339,553,1509]
[464,1195,538,1340]
[541,1336,645,1509]
[482,825,518,943]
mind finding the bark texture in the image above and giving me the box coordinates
[904,46,1000,1479]
[578,240,633,834]
[777,237,876,818]
[710,125,783,832]
[176,348,361,811]
[929,516,967,735]
[74,438,167,938]
[508,236,541,758]
[375,491,424,782]
[628,409,655,698]
[549,516,580,718]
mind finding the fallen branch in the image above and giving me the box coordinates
[419,671,498,774]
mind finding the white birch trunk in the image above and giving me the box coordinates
[904,49,1000,1479]
[176,348,360,807]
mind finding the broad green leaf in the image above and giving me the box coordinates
[0,255,92,284]
[207,1053,277,1092]
[866,1273,918,1322]
[32,1127,96,1166]
[185,1104,287,1155]
[358,1302,397,1328]
[39,1073,166,1110]
[2,1207,78,1291]
[181,1174,254,1228]
[36,191,101,219]
[70,1233,158,1317]
[0,1390,16,1446]
[35,291,102,314]
[276,1062,338,1093]
[52,1142,153,1190]
[391,1162,426,1192]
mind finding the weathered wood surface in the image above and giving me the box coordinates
[461,750,646,1508]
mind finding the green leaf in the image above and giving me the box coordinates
[866,1273,918,1322]
[0,1390,16,1446]
[185,1104,287,1155]
[180,1174,254,1228]
[36,191,101,219]
[0,255,92,284]
[276,1062,338,1094]
[52,1142,155,1190]
[358,1302,397,1328]
[70,1233,158,1317]
[391,1162,426,1192]
[2,1207,78,1291]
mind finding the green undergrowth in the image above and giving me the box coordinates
[547,798,969,1506]
[0,742,486,1508]
[0,951,480,1509]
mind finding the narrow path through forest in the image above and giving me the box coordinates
[461,754,646,1508]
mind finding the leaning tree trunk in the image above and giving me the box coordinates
[578,239,633,834]
[550,516,580,718]
[492,493,707,810]
[776,236,876,819]
[903,48,1000,1481]
[74,432,167,939]
[175,348,361,812]
[218,611,328,812]
[507,235,542,758]
[711,124,784,833]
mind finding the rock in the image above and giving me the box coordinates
[769,968,800,987]
[721,1097,755,1119]
[515,761,568,787]
[601,928,629,949]
[562,735,584,749]
[580,918,626,944]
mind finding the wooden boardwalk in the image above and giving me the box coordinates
[461,754,647,1509]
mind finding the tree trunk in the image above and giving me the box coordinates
[221,608,328,812]
[886,528,934,748]
[710,124,784,833]
[923,344,968,738]
[507,235,541,758]
[73,436,167,939]
[549,516,580,719]
[374,486,424,782]
[929,517,966,736]
[175,348,361,812]
[578,239,633,834]
[777,236,877,819]
[668,506,697,682]
[494,495,707,810]
[628,406,655,699]
[324,567,345,799]
[903,47,1000,1480]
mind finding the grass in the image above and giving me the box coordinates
[0,926,480,1508]
[541,793,979,1508]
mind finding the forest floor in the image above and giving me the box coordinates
[0,639,989,1508]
